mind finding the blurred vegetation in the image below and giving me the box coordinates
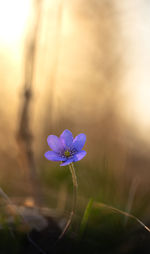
[0,0,150,253]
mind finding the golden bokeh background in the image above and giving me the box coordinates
[0,0,150,218]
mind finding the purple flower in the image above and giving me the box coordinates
[44,129,86,166]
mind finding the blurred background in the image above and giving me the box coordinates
[0,0,150,247]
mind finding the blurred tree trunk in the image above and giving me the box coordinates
[17,0,43,205]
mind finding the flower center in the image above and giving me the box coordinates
[64,150,71,157]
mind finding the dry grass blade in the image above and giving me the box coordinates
[94,201,150,233]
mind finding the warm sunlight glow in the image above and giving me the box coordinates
[0,0,30,45]
[120,69,150,141]
[116,0,150,138]
[127,82,150,128]
[133,84,150,126]
[120,68,150,139]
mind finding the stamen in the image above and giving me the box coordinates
[64,150,71,157]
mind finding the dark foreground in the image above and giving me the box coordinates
[0,212,150,254]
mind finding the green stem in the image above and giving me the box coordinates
[58,162,78,239]
[69,162,78,212]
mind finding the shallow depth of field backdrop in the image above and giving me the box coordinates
[0,0,150,246]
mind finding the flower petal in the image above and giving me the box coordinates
[60,157,74,166]
[73,133,86,151]
[47,135,64,153]
[44,151,65,161]
[74,150,87,162]
[60,129,73,149]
